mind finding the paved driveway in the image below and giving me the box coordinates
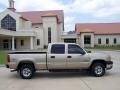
[0,51,120,90]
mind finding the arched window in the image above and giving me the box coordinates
[1,15,16,31]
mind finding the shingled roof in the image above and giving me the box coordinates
[17,10,64,24]
[75,23,120,35]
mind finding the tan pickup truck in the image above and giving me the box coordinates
[6,43,113,79]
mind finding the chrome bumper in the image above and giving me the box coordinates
[106,61,113,70]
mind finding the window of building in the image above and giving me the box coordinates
[114,38,117,44]
[84,35,91,44]
[64,39,76,43]
[1,14,16,31]
[68,44,85,54]
[21,40,24,46]
[51,44,65,54]
[98,38,101,44]
[48,27,51,43]
[106,38,109,44]
[37,39,40,45]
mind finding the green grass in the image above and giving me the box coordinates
[85,45,120,51]
[0,52,7,64]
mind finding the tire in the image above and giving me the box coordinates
[19,64,34,79]
[91,63,105,77]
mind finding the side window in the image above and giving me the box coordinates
[51,44,65,54]
[114,38,117,44]
[68,44,85,54]
[37,39,40,45]
[98,38,101,44]
[106,38,109,44]
[21,40,24,46]
[48,27,51,43]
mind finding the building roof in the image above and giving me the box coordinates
[17,10,64,24]
[75,23,120,35]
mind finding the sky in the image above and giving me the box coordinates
[0,0,120,32]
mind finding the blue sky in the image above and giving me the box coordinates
[0,0,120,32]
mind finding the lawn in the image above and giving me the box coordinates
[0,52,7,64]
[85,45,120,51]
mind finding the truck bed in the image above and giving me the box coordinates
[8,51,47,70]
[8,51,47,54]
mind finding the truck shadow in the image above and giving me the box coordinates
[34,71,89,78]
[33,71,113,79]
[10,71,113,79]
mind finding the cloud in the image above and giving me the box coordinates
[70,0,120,17]
[64,16,76,31]
[14,0,65,11]
[1,0,120,17]
[0,0,120,31]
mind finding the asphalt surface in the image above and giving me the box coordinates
[0,51,120,90]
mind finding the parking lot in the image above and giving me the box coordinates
[0,51,120,90]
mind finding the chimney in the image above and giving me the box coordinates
[7,0,16,12]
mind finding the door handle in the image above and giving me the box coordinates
[51,56,55,58]
[67,56,72,58]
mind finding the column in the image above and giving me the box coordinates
[91,33,95,48]
[30,36,33,50]
[12,36,15,50]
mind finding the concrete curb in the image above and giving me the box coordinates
[114,50,120,52]
[0,65,5,67]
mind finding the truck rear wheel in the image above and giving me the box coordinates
[91,63,105,77]
[19,64,34,79]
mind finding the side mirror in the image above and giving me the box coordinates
[87,50,91,53]
[80,51,86,55]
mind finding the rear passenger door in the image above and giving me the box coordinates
[47,44,67,69]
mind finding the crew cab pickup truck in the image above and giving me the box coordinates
[6,43,113,79]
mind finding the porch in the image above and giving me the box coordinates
[0,29,36,50]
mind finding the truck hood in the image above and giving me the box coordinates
[87,52,111,61]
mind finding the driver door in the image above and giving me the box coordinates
[66,44,90,69]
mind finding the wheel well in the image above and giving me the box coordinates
[90,60,106,68]
[17,61,35,71]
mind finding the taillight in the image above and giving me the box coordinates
[7,55,10,62]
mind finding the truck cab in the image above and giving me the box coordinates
[47,43,90,69]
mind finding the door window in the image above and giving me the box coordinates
[51,44,65,54]
[68,44,85,54]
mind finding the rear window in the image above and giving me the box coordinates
[51,44,65,54]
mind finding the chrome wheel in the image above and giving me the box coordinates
[91,63,105,77]
[95,66,103,75]
[22,68,31,77]
[20,64,34,79]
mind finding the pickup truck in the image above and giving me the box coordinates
[6,43,113,79]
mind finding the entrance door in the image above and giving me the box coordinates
[84,35,91,47]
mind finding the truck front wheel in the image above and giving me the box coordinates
[19,64,34,79]
[91,63,105,77]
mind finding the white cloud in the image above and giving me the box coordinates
[0,0,120,31]
[1,0,120,17]
[70,0,120,17]
[65,16,76,31]
[14,0,65,11]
